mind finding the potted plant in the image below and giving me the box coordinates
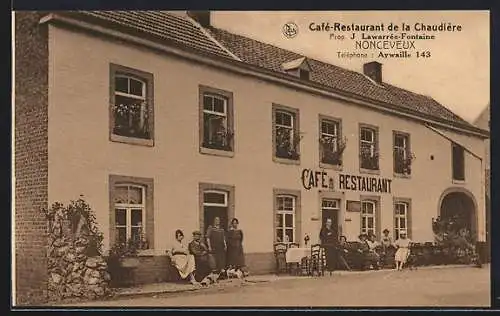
[106,237,148,287]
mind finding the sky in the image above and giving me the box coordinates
[211,11,490,123]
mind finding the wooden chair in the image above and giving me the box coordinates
[273,242,288,275]
[288,242,300,248]
[309,244,326,276]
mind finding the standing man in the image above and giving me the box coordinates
[319,218,339,275]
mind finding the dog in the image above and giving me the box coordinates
[405,252,418,270]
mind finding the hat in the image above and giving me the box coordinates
[192,230,202,236]
[400,230,407,235]
[383,229,390,234]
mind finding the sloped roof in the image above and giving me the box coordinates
[54,10,484,135]
[208,28,470,126]
[65,11,235,59]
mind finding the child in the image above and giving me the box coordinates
[394,230,412,271]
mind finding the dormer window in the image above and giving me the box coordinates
[299,69,310,80]
[282,57,311,81]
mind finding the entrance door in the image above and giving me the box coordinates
[321,199,340,238]
[203,190,229,234]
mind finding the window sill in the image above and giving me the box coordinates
[394,173,411,179]
[273,156,300,165]
[200,146,235,158]
[137,249,156,257]
[319,162,342,171]
[110,134,154,147]
[359,168,380,175]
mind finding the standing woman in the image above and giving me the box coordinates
[394,230,412,271]
[206,216,227,275]
[226,218,247,278]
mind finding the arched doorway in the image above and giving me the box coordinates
[439,189,478,241]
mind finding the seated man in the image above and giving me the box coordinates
[358,234,380,270]
[188,230,216,285]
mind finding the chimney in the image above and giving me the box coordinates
[363,61,382,83]
[187,11,211,28]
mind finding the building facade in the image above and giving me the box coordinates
[14,11,489,304]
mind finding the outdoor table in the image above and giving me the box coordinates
[286,247,311,263]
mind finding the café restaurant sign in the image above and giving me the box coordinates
[301,169,392,194]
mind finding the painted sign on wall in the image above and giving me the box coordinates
[338,174,392,194]
[301,169,334,190]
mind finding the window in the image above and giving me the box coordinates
[361,200,376,235]
[322,199,340,211]
[360,126,379,170]
[199,183,235,234]
[203,190,228,207]
[109,175,154,250]
[320,117,344,166]
[393,132,412,175]
[275,195,296,243]
[273,105,300,161]
[394,202,409,240]
[452,143,465,181]
[114,184,147,244]
[202,93,233,151]
[110,64,154,145]
[299,69,310,80]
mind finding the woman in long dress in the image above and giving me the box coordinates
[206,216,227,274]
[226,218,246,277]
[394,230,412,271]
[167,229,198,285]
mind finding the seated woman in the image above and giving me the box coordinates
[167,229,198,285]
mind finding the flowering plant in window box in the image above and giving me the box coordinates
[320,136,347,166]
[395,151,416,175]
[360,147,379,170]
[112,102,150,139]
[203,123,234,151]
[276,127,302,160]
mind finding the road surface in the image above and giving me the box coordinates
[63,265,490,308]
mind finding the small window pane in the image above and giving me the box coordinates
[362,217,366,229]
[276,229,284,242]
[368,217,374,228]
[361,128,374,142]
[204,192,226,205]
[395,134,406,148]
[400,218,406,228]
[115,77,128,93]
[285,214,293,227]
[131,209,143,226]
[129,78,144,97]
[276,214,283,227]
[283,197,294,210]
[115,209,126,226]
[131,227,141,242]
[285,229,294,242]
[276,197,284,211]
[322,121,337,135]
[115,186,128,204]
[129,187,143,204]
[276,111,292,127]
[116,227,126,244]
[203,95,214,111]
[213,97,226,114]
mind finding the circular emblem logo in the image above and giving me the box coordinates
[282,22,298,39]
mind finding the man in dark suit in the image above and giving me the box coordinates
[319,218,339,274]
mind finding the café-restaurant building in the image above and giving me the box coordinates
[15,10,489,300]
